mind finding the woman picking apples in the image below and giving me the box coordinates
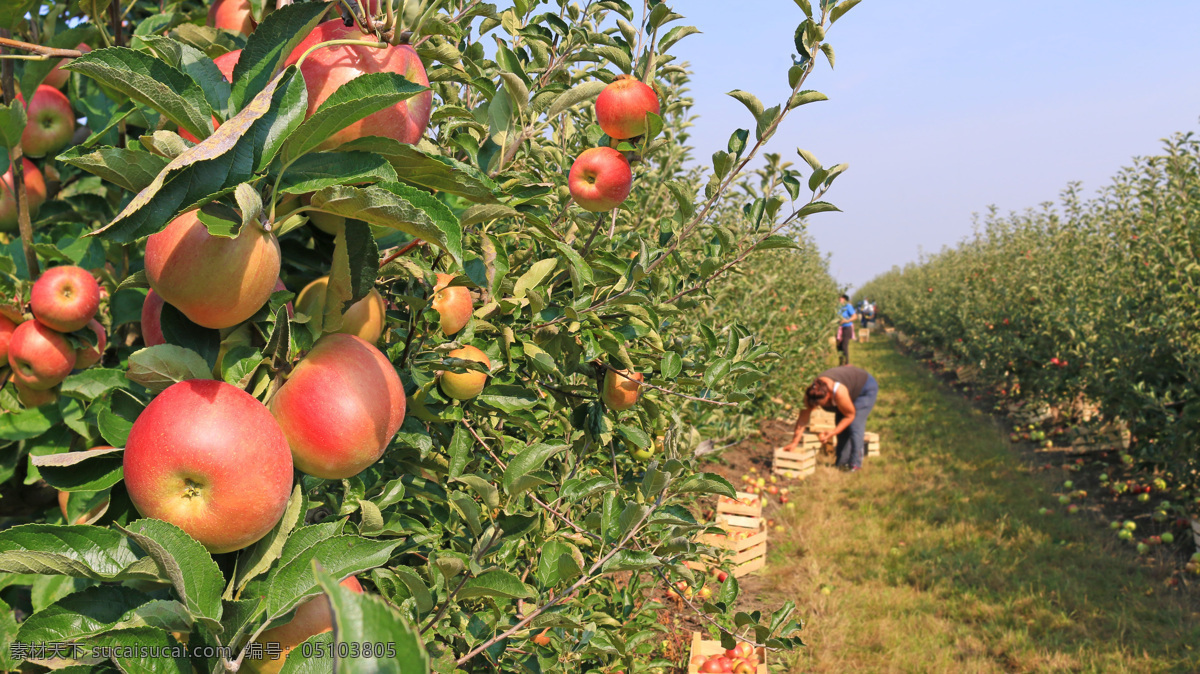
[782,364,879,471]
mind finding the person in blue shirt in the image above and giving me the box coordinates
[836,294,857,365]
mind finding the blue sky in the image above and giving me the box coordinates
[670,1,1200,290]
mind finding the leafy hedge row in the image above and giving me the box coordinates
[859,129,1200,494]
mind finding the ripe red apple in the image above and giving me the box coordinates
[284,20,433,150]
[30,265,100,333]
[44,43,91,89]
[14,376,57,407]
[145,210,281,329]
[439,345,490,400]
[141,289,166,346]
[715,570,728,582]
[294,276,386,344]
[246,576,364,674]
[21,85,75,158]
[595,75,660,140]
[123,379,293,553]
[601,368,642,411]
[268,334,405,479]
[8,320,76,390]
[207,0,255,35]
[726,643,755,660]
[74,319,106,369]
[568,147,632,212]
[0,313,17,363]
[699,656,733,673]
[213,49,241,82]
[431,273,472,336]
[0,158,47,233]
[58,445,114,524]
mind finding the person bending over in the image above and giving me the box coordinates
[782,365,879,471]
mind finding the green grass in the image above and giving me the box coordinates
[756,338,1200,673]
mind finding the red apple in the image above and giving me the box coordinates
[0,313,17,363]
[568,147,632,212]
[431,273,472,336]
[715,570,728,582]
[294,276,386,344]
[21,85,75,158]
[58,445,114,524]
[14,377,57,407]
[213,49,241,82]
[74,319,106,369]
[145,210,281,329]
[30,265,100,333]
[439,345,490,401]
[123,379,293,553]
[601,368,642,411]
[284,20,433,149]
[246,576,364,674]
[207,0,255,35]
[699,656,733,673]
[0,159,47,233]
[595,75,660,140]
[141,289,166,346]
[44,43,91,89]
[268,334,405,479]
[8,320,76,390]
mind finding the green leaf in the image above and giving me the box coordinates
[139,35,233,121]
[0,102,27,150]
[477,385,539,413]
[282,73,428,160]
[727,89,764,123]
[314,562,431,672]
[275,151,398,194]
[790,90,828,107]
[457,569,534,600]
[703,357,731,387]
[88,627,191,672]
[90,68,291,243]
[447,424,472,479]
[57,146,170,193]
[661,352,682,379]
[0,524,159,582]
[266,536,402,619]
[757,235,799,250]
[234,485,305,593]
[309,182,462,266]
[796,200,841,217]
[60,368,128,401]
[0,0,38,34]
[229,1,330,111]
[502,443,568,495]
[0,405,63,441]
[601,550,660,573]
[831,0,862,23]
[797,147,821,171]
[659,25,701,52]
[32,447,124,492]
[337,138,499,202]
[64,47,213,140]
[514,258,558,299]
[126,345,213,394]
[255,68,309,173]
[545,80,607,118]
[16,585,160,644]
[117,520,223,629]
[673,473,736,499]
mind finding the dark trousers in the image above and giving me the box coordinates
[835,375,878,468]
[837,325,853,365]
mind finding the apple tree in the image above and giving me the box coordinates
[0,0,858,671]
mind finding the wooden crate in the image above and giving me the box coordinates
[865,431,881,458]
[774,445,818,479]
[857,328,870,343]
[687,632,767,674]
[696,523,768,578]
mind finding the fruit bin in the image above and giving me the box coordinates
[715,491,763,530]
[687,632,768,674]
[773,434,821,479]
[865,431,881,457]
[857,327,870,342]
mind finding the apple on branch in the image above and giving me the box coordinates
[0,159,47,233]
[439,345,491,401]
[569,147,632,212]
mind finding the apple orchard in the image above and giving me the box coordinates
[0,0,855,672]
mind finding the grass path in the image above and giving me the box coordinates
[747,338,1200,673]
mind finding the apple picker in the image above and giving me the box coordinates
[782,365,879,471]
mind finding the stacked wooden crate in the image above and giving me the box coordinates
[773,433,819,479]
[857,328,870,343]
[687,632,767,674]
[809,408,837,452]
[695,491,767,578]
[865,431,881,457]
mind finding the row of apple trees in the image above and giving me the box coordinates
[858,129,1200,497]
[0,0,857,671]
